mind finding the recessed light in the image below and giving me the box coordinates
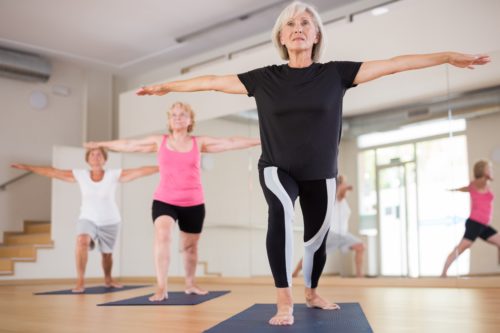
[371,7,389,16]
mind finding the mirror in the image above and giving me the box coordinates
[443,48,500,279]
[117,0,499,281]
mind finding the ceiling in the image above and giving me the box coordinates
[0,0,376,78]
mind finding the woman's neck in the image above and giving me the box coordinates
[89,167,104,181]
[90,166,104,173]
[170,130,189,141]
[475,177,489,187]
[288,51,313,68]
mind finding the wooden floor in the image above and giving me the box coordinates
[2,276,500,333]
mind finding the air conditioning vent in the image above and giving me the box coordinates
[0,47,51,82]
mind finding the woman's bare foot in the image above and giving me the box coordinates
[269,305,294,325]
[149,289,168,302]
[269,287,294,326]
[104,279,123,288]
[305,288,340,310]
[185,285,208,295]
[71,284,85,293]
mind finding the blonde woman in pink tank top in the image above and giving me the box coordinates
[441,160,498,277]
[86,102,260,301]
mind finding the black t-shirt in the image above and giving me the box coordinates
[238,61,361,180]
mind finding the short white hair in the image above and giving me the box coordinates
[271,1,326,62]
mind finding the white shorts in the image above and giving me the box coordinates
[325,231,362,254]
[76,219,120,253]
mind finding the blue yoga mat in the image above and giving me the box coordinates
[98,290,230,306]
[204,303,373,333]
[34,285,149,295]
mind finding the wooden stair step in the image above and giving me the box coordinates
[0,220,54,276]
[24,221,51,234]
[0,258,13,273]
[4,232,52,245]
[0,245,37,259]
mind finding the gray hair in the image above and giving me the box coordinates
[271,1,326,62]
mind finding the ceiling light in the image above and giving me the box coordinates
[371,7,389,16]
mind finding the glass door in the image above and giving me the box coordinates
[377,162,419,277]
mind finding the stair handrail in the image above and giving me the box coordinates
[0,172,33,191]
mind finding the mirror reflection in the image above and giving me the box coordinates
[195,79,500,279]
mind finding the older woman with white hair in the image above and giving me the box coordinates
[136,1,490,326]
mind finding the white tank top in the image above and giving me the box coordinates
[72,169,122,226]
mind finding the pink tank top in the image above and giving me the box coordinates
[153,135,204,207]
[469,183,494,225]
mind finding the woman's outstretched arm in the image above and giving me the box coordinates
[85,136,160,153]
[119,166,159,183]
[198,136,260,153]
[136,75,247,96]
[11,163,75,182]
[449,185,470,192]
[354,52,490,85]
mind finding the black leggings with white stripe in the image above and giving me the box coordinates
[259,167,335,289]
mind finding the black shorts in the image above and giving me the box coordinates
[152,200,205,234]
[463,218,497,241]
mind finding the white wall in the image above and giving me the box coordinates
[85,70,113,141]
[0,60,85,242]
[0,59,114,244]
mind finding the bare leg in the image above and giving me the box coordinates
[305,287,340,310]
[269,287,294,326]
[292,258,303,278]
[149,216,174,301]
[486,234,500,265]
[486,233,500,247]
[350,243,365,278]
[73,234,91,292]
[180,231,207,295]
[441,238,473,277]
[102,253,122,288]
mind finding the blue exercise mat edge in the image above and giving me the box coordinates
[34,284,150,295]
[97,290,231,306]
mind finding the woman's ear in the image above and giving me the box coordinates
[314,32,320,44]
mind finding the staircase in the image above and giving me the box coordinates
[0,221,53,276]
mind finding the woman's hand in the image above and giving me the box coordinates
[136,84,168,96]
[11,163,29,171]
[448,53,491,69]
